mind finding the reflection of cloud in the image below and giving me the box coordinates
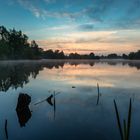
[39,62,140,89]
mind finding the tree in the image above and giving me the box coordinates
[122,54,128,59]
[89,53,95,59]
[0,26,9,41]
[107,53,119,59]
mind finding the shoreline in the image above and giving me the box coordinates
[0,59,140,64]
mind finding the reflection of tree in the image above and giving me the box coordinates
[0,63,41,92]
[0,61,66,92]
[107,62,118,66]
[128,62,140,70]
[0,60,140,92]
[69,61,95,67]
[107,61,140,70]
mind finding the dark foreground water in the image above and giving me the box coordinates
[0,60,140,140]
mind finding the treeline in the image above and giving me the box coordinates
[43,50,140,60]
[1,26,140,60]
[43,50,99,59]
[100,51,140,60]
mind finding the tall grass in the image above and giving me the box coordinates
[53,92,56,120]
[96,83,100,105]
[5,119,8,139]
[114,99,132,140]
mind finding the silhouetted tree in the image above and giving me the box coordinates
[128,50,140,60]
[43,49,54,59]
[0,26,42,59]
[122,54,128,59]
[107,53,120,59]
[89,53,95,59]
[69,53,81,59]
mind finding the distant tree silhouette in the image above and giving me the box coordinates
[43,49,65,59]
[43,49,54,59]
[69,53,81,59]
[122,54,128,59]
[128,50,140,60]
[89,53,95,59]
[68,52,99,59]
[107,53,120,59]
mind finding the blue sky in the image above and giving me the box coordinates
[0,0,140,54]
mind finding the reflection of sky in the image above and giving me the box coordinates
[1,0,140,54]
[37,63,140,89]
[0,62,140,139]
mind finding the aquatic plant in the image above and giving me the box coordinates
[5,119,8,139]
[34,90,60,105]
[114,98,132,140]
[96,83,101,105]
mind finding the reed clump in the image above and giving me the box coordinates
[114,98,132,140]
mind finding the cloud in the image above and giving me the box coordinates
[46,22,97,31]
[47,23,95,31]
[44,0,55,3]
[75,29,140,44]
[82,0,114,21]
[16,0,82,19]
[14,0,140,45]
[34,29,140,55]
[41,10,81,19]
[17,0,42,18]
[35,30,116,48]
[16,0,113,21]
[16,0,140,30]
[77,23,94,31]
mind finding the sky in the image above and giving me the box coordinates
[0,0,140,55]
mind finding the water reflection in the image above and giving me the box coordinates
[35,91,59,120]
[0,63,40,92]
[16,93,32,127]
[0,60,140,140]
[47,95,54,106]
[0,60,140,92]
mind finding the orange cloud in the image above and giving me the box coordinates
[36,30,140,55]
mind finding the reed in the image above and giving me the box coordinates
[5,119,8,140]
[114,100,123,140]
[114,98,132,140]
[34,90,61,105]
[96,83,100,105]
[53,92,56,120]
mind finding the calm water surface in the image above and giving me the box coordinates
[0,60,140,140]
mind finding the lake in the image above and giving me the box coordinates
[0,60,140,140]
